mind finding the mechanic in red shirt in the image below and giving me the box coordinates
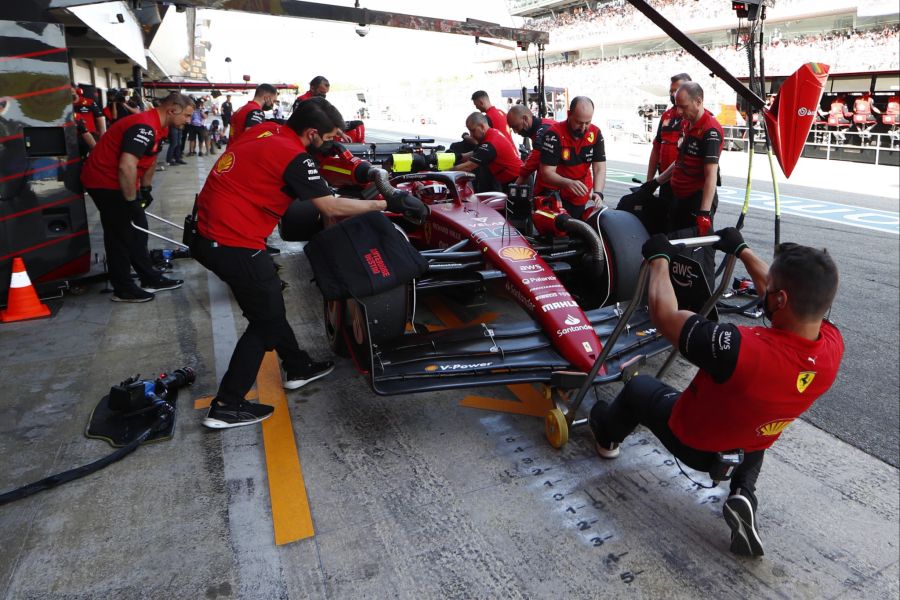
[536,96,607,219]
[506,104,555,185]
[192,97,424,429]
[81,93,194,302]
[642,82,723,285]
[636,73,692,233]
[291,75,329,113]
[453,112,523,192]
[228,83,278,145]
[72,87,106,138]
[470,90,514,144]
[591,229,844,557]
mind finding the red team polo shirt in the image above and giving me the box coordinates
[670,109,723,198]
[73,97,103,133]
[81,109,162,191]
[228,100,265,144]
[197,124,332,250]
[520,117,556,180]
[537,120,606,205]
[653,106,684,174]
[670,315,844,452]
[485,105,514,144]
[469,127,524,185]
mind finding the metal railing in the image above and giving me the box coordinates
[721,124,900,166]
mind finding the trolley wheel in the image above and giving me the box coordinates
[545,408,569,449]
[323,299,349,357]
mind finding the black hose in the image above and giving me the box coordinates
[0,404,173,506]
[368,167,397,199]
[555,213,606,280]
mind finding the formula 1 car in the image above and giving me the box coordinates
[280,140,717,409]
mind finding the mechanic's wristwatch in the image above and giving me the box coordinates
[592,191,604,201]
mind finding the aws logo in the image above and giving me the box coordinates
[214,152,236,174]
[499,246,536,261]
[756,419,794,437]
[796,371,816,393]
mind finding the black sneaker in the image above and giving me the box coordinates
[266,244,281,255]
[284,361,334,390]
[202,399,274,429]
[111,287,154,303]
[175,159,187,165]
[723,489,765,557]
[141,276,183,293]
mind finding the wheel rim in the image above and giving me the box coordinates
[545,408,569,449]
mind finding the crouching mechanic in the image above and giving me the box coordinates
[589,229,844,556]
[453,112,523,192]
[192,98,425,429]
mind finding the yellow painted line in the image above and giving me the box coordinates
[256,351,315,544]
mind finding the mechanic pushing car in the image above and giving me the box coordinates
[640,81,723,286]
[453,112,523,192]
[228,83,278,145]
[536,96,607,220]
[191,98,416,429]
[506,104,556,186]
[590,228,844,557]
[640,72,692,234]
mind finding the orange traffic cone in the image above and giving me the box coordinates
[1,257,51,323]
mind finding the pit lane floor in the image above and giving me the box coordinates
[0,151,897,599]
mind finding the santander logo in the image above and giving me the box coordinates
[564,314,580,325]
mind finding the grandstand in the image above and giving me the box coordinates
[489,0,899,140]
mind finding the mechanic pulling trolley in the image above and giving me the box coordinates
[589,228,844,557]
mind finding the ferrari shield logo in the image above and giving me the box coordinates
[586,131,595,143]
[796,371,816,393]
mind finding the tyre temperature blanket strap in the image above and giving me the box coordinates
[304,211,428,300]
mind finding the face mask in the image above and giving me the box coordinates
[316,140,336,154]
[670,94,676,105]
[262,101,274,111]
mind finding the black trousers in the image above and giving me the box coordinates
[192,237,311,406]
[88,188,159,293]
[590,375,765,508]
[166,127,182,163]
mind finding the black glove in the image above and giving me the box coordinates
[139,185,154,209]
[386,190,429,226]
[638,179,660,196]
[713,227,748,257]
[641,233,684,263]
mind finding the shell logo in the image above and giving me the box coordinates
[500,246,536,261]
[756,419,793,437]
[214,152,236,174]
[424,365,438,372]
[561,148,571,161]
